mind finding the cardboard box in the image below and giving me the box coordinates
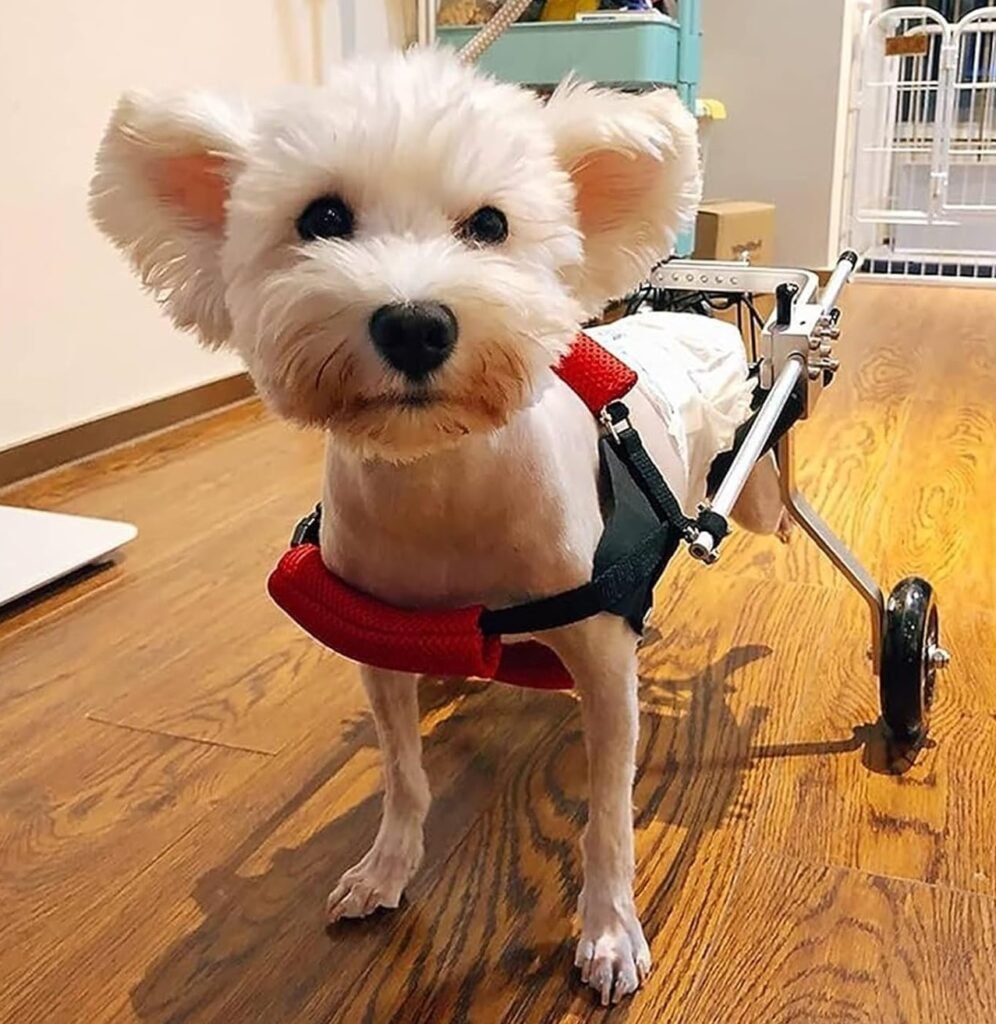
[693,200,775,264]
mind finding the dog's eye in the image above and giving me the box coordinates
[458,206,508,246]
[296,195,354,241]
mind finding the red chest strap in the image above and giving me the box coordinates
[553,331,638,413]
[267,333,638,690]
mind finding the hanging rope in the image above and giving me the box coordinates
[457,0,535,63]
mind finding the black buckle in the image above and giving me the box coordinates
[291,503,322,547]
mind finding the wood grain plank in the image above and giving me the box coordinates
[896,284,996,406]
[0,493,341,762]
[868,399,996,613]
[0,723,269,1015]
[679,851,996,1024]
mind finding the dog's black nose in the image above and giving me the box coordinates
[369,302,457,381]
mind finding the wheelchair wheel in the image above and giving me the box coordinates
[880,577,948,745]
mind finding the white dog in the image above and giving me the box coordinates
[91,47,785,1004]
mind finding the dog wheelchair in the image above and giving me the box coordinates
[648,250,949,749]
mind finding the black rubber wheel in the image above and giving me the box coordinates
[880,577,939,745]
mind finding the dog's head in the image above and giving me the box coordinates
[91,48,699,460]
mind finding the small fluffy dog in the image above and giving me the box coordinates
[91,47,784,1004]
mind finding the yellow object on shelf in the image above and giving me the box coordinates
[696,98,727,121]
[541,1,599,22]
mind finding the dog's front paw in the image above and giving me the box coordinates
[575,901,651,1005]
[326,830,423,924]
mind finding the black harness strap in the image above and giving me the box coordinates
[478,522,673,636]
[479,433,679,636]
[601,401,698,540]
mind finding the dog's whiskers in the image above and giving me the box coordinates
[315,343,344,392]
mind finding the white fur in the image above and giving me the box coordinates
[90,47,784,1005]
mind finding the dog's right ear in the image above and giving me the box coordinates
[89,92,253,346]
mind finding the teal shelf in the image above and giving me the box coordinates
[439,9,703,258]
[438,20,696,96]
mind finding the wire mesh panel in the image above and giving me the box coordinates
[942,7,996,212]
[846,2,996,270]
[851,6,952,226]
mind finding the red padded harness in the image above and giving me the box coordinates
[267,333,638,690]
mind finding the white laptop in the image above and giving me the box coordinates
[0,505,137,608]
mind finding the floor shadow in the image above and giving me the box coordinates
[751,720,934,776]
[631,644,771,932]
[129,678,575,1024]
[360,643,779,1024]
[0,557,118,626]
[128,639,872,1023]
[443,642,783,1023]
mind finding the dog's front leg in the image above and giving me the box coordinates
[546,614,650,1005]
[326,666,430,923]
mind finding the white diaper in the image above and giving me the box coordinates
[584,311,756,505]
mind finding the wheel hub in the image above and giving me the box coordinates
[928,645,951,670]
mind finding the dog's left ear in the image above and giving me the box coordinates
[545,83,700,314]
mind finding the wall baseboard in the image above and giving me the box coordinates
[0,373,256,489]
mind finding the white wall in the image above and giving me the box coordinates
[0,1,396,452]
[700,0,857,269]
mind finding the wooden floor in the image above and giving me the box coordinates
[1,283,994,1023]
